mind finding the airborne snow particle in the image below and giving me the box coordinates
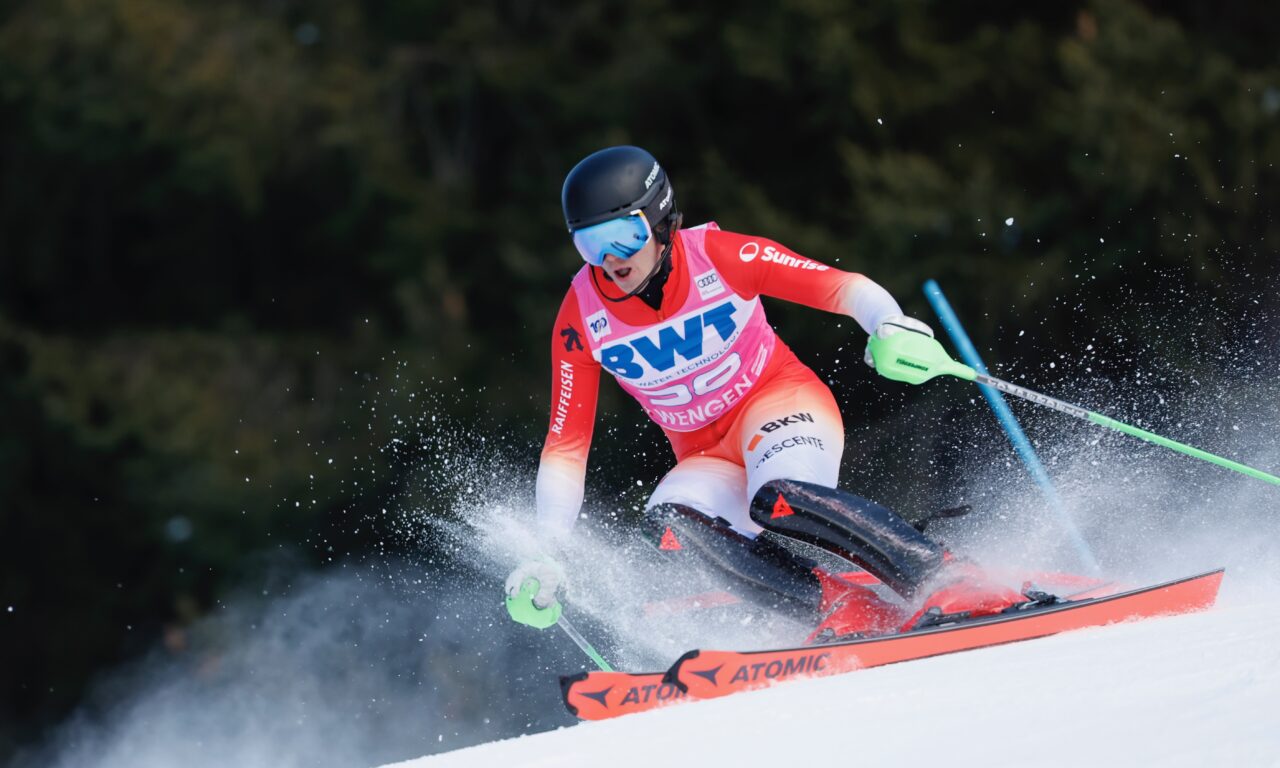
[165,517,194,542]
[1005,217,1014,226]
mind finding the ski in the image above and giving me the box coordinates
[668,569,1223,702]
[560,569,1222,720]
[560,670,694,720]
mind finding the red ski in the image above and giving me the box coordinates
[560,569,1223,720]
[670,569,1222,701]
[559,671,692,720]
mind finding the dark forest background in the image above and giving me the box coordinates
[1,0,1278,759]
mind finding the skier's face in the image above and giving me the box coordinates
[602,236,660,293]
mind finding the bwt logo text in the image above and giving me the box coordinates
[600,302,738,379]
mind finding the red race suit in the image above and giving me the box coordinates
[538,224,904,538]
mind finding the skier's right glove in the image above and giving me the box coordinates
[504,556,566,629]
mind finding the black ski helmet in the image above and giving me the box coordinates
[561,145,680,243]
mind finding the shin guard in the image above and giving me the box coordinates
[750,479,945,598]
[645,503,822,615]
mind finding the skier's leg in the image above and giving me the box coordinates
[750,479,946,599]
[736,361,846,501]
[749,477,1019,625]
[647,455,756,535]
[645,502,822,613]
[645,457,821,614]
[738,365,946,599]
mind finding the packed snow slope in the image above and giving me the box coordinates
[385,576,1280,768]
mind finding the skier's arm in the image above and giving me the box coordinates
[704,229,904,335]
[536,290,602,538]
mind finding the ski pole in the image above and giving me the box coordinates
[556,615,614,672]
[507,579,615,672]
[867,331,1280,487]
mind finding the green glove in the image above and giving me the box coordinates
[504,556,567,629]
[866,322,974,385]
[505,577,563,629]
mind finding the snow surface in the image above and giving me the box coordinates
[383,579,1280,768]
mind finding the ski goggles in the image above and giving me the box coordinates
[570,211,653,267]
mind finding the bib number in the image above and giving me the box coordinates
[642,354,741,407]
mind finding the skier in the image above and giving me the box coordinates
[505,145,999,636]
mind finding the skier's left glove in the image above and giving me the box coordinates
[504,556,566,629]
[864,315,935,369]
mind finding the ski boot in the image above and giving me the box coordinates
[899,558,1025,632]
[805,568,906,644]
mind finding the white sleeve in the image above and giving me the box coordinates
[842,276,904,335]
[535,456,586,538]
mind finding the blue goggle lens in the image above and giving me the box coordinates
[571,213,652,267]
